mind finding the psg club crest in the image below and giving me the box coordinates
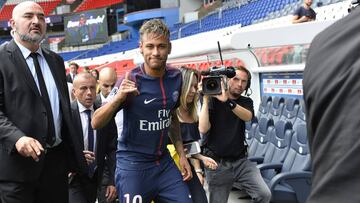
[172,91,179,103]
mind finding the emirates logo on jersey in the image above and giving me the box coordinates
[172,91,179,103]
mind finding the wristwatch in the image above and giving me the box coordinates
[226,99,236,110]
[195,169,204,175]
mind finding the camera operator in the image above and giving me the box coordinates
[199,66,271,203]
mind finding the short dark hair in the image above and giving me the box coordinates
[69,62,79,69]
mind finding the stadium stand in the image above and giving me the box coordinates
[53,0,349,64]
[0,0,61,21]
[169,0,349,40]
[74,0,124,12]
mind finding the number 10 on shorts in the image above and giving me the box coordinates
[124,194,143,203]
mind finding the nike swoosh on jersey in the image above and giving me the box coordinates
[144,98,156,104]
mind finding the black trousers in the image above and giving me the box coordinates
[97,166,117,203]
[69,172,98,203]
[0,143,69,203]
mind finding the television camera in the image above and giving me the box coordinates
[201,65,236,95]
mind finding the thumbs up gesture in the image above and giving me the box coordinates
[115,72,139,103]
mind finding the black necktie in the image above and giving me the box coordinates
[84,109,96,177]
[84,109,94,152]
[30,53,56,146]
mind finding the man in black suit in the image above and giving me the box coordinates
[0,1,87,203]
[303,5,360,203]
[69,72,117,203]
[95,67,118,203]
[66,62,79,83]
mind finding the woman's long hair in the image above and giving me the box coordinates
[178,66,199,122]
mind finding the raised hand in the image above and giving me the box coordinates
[115,72,139,103]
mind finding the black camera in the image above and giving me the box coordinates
[349,0,360,13]
[201,66,236,95]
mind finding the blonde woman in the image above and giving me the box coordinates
[171,66,218,203]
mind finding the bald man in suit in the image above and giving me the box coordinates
[69,73,117,203]
[0,1,86,203]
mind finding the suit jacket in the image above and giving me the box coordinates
[95,94,102,105]
[70,101,117,185]
[0,40,87,182]
[66,73,73,83]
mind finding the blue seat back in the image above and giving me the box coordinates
[280,98,300,124]
[268,96,285,124]
[261,120,293,179]
[264,120,293,164]
[293,100,306,132]
[282,123,311,173]
[245,121,258,147]
[256,95,272,120]
[248,117,274,157]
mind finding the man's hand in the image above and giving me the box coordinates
[196,172,205,185]
[179,155,192,181]
[201,156,218,170]
[83,150,95,165]
[115,72,139,103]
[105,185,117,202]
[15,136,44,162]
[299,16,311,22]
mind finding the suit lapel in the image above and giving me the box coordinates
[94,104,101,153]
[42,49,67,105]
[7,40,40,96]
[71,101,85,149]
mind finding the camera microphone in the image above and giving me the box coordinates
[224,67,236,78]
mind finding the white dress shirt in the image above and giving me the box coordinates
[77,101,97,152]
[14,40,62,146]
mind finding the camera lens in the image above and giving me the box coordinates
[206,78,219,90]
[202,76,222,95]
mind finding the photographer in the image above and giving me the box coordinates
[199,66,271,203]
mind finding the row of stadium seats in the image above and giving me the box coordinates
[173,0,347,39]
[58,38,139,61]
[4,0,345,62]
[237,96,311,203]
[48,0,349,62]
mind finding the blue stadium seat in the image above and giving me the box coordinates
[258,120,293,179]
[258,123,311,203]
[293,100,306,131]
[245,121,258,147]
[248,117,274,163]
[268,96,285,124]
[280,98,300,124]
[256,95,273,121]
